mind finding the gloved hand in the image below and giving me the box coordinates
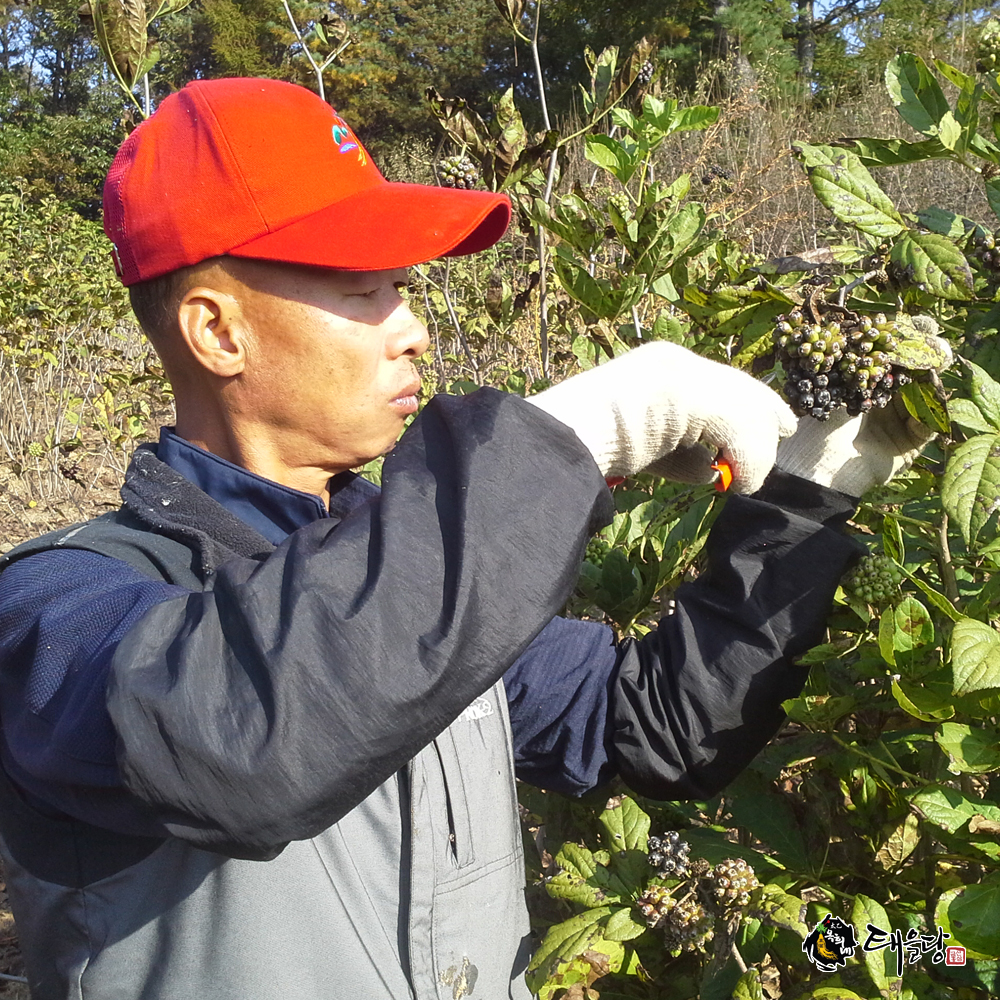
[525,341,797,494]
[776,317,952,496]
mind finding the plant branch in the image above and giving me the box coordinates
[829,733,923,783]
[530,0,552,376]
[938,509,960,604]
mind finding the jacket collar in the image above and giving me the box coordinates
[155,428,379,546]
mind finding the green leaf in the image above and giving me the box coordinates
[951,618,1000,695]
[900,381,950,434]
[882,515,905,563]
[552,250,611,317]
[891,677,956,721]
[889,232,974,300]
[950,398,997,435]
[839,136,949,167]
[793,143,905,238]
[917,205,978,238]
[598,795,650,853]
[802,988,868,1000]
[556,842,600,880]
[879,596,934,667]
[987,178,1000,224]
[600,548,640,608]
[732,969,765,1000]
[588,44,618,112]
[962,360,1000,430]
[911,784,1000,834]
[526,907,615,977]
[546,843,626,908]
[726,772,811,872]
[875,812,921,871]
[941,432,1000,547]
[936,722,1000,773]
[584,134,638,184]
[935,58,977,94]
[670,104,720,133]
[894,596,935,652]
[935,874,1000,959]
[853,895,902,994]
[753,883,809,938]
[604,906,647,942]
[886,53,957,144]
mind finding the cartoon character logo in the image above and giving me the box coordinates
[331,115,366,165]
[803,914,859,972]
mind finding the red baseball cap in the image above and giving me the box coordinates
[103,78,512,286]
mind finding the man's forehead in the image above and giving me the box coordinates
[220,257,408,289]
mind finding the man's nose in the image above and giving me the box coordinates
[391,306,431,359]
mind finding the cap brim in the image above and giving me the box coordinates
[227,181,511,271]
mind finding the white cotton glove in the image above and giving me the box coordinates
[525,341,798,494]
[775,398,938,496]
[776,320,952,496]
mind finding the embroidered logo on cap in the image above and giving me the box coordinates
[332,115,365,164]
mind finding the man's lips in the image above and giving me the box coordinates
[390,380,421,410]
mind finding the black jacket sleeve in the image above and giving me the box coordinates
[611,469,864,800]
[106,390,612,856]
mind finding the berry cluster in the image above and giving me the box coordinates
[710,858,759,909]
[662,897,714,953]
[585,537,611,568]
[977,25,1000,74]
[635,59,654,87]
[972,230,1000,278]
[700,163,733,187]
[636,884,673,929]
[844,552,904,604]
[647,831,691,878]
[438,155,479,189]
[773,309,910,420]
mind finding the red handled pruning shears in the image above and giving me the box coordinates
[711,454,733,492]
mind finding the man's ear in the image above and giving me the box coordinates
[176,286,252,378]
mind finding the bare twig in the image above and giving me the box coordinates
[530,0,553,377]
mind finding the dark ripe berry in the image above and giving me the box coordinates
[648,831,692,878]
[774,310,912,420]
[636,59,654,87]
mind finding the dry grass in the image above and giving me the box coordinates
[0,319,173,550]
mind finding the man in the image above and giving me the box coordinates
[0,78,937,999]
